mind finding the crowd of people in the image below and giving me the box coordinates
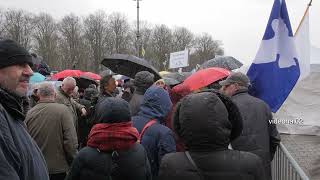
[0,38,280,180]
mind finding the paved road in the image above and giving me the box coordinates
[280,134,320,179]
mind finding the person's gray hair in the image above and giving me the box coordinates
[74,86,79,93]
[62,76,76,86]
[38,82,55,97]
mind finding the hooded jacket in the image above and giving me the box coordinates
[0,87,49,180]
[158,92,266,180]
[66,98,151,180]
[132,86,176,177]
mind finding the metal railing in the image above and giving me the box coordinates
[272,142,309,180]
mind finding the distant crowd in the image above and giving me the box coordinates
[0,38,280,180]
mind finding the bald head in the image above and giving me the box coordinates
[37,82,56,100]
[61,77,77,97]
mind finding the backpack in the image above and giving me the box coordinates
[109,120,156,179]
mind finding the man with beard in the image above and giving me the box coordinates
[0,38,49,180]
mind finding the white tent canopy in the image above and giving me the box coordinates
[274,45,320,135]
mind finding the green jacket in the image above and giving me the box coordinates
[56,87,85,131]
[25,100,78,174]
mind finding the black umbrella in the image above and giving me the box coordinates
[101,54,161,80]
[163,72,192,83]
[200,56,243,71]
[76,75,98,91]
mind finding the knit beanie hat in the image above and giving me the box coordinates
[0,38,33,69]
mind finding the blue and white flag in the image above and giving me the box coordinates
[247,0,300,112]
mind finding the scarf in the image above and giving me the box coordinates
[0,87,25,120]
[87,122,139,151]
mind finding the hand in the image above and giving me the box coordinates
[81,108,87,116]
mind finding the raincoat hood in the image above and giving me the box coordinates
[138,86,172,122]
[174,92,242,152]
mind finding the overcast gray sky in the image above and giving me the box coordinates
[0,0,319,65]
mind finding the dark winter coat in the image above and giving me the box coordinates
[66,98,152,180]
[230,89,280,180]
[65,144,151,180]
[158,92,266,180]
[79,98,94,147]
[0,87,49,180]
[159,150,266,180]
[129,91,144,116]
[130,71,154,116]
[132,86,176,177]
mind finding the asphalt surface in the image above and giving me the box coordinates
[280,134,320,180]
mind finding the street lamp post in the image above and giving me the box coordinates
[134,0,142,57]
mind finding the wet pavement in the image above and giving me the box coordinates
[280,134,320,179]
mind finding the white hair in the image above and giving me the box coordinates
[62,77,76,86]
[38,82,55,97]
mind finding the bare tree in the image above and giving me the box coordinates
[0,8,225,73]
[83,11,109,72]
[172,27,194,52]
[33,13,61,70]
[194,33,224,62]
[150,24,173,70]
[0,9,5,36]
[109,12,132,54]
[58,14,87,70]
[185,33,224,71]
[131,21,153,57]
[2,9,34,50]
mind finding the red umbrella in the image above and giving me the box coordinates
[182,67,231,91]
[81,72,101,80]
[51,70,83,80]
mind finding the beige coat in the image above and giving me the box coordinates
[25,100,78,174]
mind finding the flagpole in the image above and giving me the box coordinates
[294,0,312,36]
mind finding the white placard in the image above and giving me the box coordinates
[169,50,189,69]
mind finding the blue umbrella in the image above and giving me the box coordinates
[30,72,46,83]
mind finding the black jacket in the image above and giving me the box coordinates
[231,89,280,179]
[129,90,144,116]
[158,150,266,180]
[0,88,49,180]
[78,98,94,147]
[159,92,266,180]
[66,144,152,180]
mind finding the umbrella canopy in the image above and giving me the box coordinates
[162,72,192,83]
[30,72,46,83]
[200,56,243,71]
[182,67,231,91]
[101,54,161,80]
[163,77,180,86]
[76,76,98,90]
[81,72,101,80]
[159,71,170,77]
[51,69,83,81]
